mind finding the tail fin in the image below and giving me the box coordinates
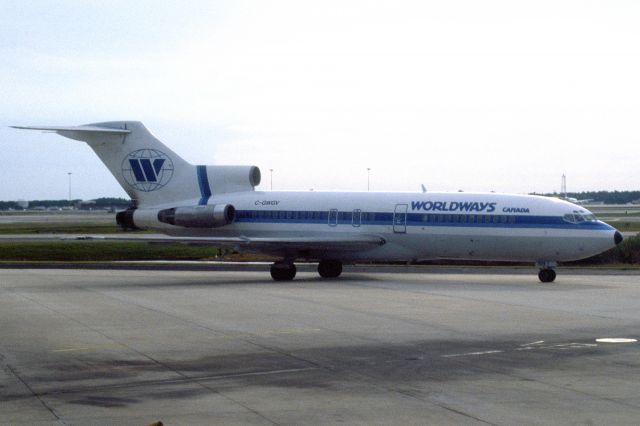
[12,121,260,207]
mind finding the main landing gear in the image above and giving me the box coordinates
[270,262,296,281]
[318,260,343,278]
[537,261,557,283]
[269,260,344,281]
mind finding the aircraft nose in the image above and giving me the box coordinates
[614,231,623,245]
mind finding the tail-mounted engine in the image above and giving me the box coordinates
[116,208,139,230]
[116,204,236,230]
[157,204,235,228]
[205,165,261,193]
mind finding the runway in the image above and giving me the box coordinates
[2,267,640,425]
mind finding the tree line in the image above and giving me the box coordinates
[0,197,132,210]
[535,191,640,204]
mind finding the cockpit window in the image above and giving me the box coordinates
[563,211,598,224]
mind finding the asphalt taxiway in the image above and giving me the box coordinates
[2,267,640,425]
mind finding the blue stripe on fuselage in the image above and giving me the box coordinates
[196,165,212,205]
[233,209,613,230]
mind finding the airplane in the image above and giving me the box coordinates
[560,175,594,205]
[12,121,623,283]
[561,196,595,205]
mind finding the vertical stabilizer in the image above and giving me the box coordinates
[13,121,199,206]
[13,121,261,207]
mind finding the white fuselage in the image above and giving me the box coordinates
[14,121,621,279]
[136,191,618,263]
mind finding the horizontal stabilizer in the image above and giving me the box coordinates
[11,125,130,135]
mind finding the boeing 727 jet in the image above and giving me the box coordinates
[13,122,623,282]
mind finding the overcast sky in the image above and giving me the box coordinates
[1,0,639,201]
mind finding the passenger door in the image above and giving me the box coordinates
[328,209,338,227]
[352,209,362,227]
[393,204,408,233]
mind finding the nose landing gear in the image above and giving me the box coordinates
[538,268,556,283]
[536,261,557,283]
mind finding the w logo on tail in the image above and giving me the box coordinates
[122,149,174,192]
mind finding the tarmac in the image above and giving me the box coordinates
[2,266,640,425]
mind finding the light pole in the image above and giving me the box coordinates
[67,172,72,202]
[269,169,274,191]
[367,168,371,191]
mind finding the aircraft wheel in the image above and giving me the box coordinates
[538,268,556,283]
[270,262,296,281]
[318,260,343,278]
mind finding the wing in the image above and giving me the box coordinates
[85,234,385,252]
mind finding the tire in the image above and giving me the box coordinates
[318,260,343,278]
[538,269,556,283]
[270,263,296,281]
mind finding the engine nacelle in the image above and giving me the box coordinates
[116,208,139,230]
[157,204,236,228]
[206,165,261,193]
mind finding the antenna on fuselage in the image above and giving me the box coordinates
[421,184,427,193]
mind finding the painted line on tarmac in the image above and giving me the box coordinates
[442,350,504,358]
[442,340,613,358]
[596,338,637,343]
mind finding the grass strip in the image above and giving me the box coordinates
[0,241,221,262]
[0,223,125,234]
